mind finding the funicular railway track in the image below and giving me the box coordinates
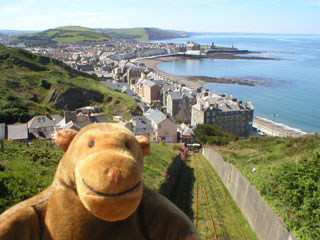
[177,152,254,240]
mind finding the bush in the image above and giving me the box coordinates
[38,55,50,65]
[40,79,51,89]
[260,153,320,239]
[193,124,238,145]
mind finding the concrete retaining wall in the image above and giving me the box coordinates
[203,147,297,240]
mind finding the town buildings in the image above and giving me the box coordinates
[130,116,155,139]
[0,39,256,142]
[145,109,177,142]
[28,114,64,139]
[166,90,196,124]
[191,93,254,137]
[141,80,161,104]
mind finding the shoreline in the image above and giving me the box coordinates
[137,55,272,89]
[253,116,308,137]
[136,55,311,137]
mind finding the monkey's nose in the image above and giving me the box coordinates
[105,167,121,179]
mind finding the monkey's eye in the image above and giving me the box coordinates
[125,141,131,150]
[89,140,94,148]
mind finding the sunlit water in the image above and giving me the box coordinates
[156,35,320,133]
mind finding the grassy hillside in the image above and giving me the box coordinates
[99,27,189,41]
[11,26,110,47]
[10,26,189,45]
[0,141,177,213]
[215,135,320,239]
[99,28,148,41]
[0,44,140,123]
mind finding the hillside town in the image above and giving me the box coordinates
[0,40,256,144]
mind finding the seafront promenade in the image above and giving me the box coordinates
[253,117,308,137]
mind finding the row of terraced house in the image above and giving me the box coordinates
[123,65,254,138]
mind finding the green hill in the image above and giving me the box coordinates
[0,43,141,123]
[98,27,190,41]
[11,26,110,47]
[215,135,320,239]
[10,26,189,45]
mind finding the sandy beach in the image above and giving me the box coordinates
[253,117,308,137]
[137,55,273,89]
[137,56,205,89]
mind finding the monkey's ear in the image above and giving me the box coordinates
[136,135,150,156]
[55,129,78,152]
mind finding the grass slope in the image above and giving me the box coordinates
[0,141,177,213]
[100,28,148,41]
[11,26,188,45]
[0,44,140,123]
[215,135,320,239]
[12,26,110,47]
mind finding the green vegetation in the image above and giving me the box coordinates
[215,134,320,239]
[11,26,110,47]
[192,124,239,145]
[0,140,62,213]
[10,26,189,45]
[0,44,140,123]
[0,141,177,214]
[99,27,189,41]
[143,143,177,191]
[100,28,148,41]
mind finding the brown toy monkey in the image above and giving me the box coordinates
[0,123,200,240]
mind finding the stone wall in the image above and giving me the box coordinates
[202,147,297,240]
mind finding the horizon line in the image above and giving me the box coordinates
[1,26,320,36]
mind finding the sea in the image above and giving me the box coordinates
[155,34,320,134]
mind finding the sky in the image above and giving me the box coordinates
[1,0,320,34]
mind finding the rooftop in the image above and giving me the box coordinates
[145,108,174,125]
[28,115,63,129]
